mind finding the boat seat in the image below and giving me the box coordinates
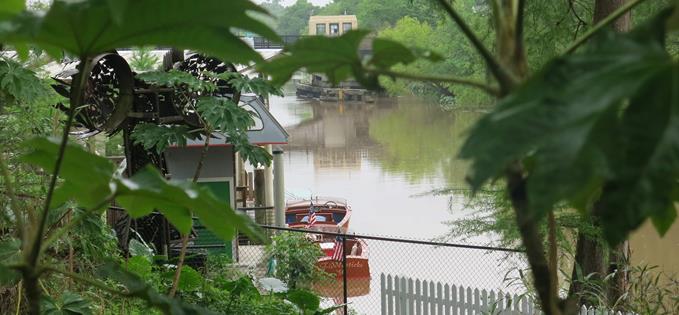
[351,243,362,256]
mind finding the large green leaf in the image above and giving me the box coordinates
[596,64,679,242]
[285,289,320,312]
[459,11,676,243]
[368,38,442,70]
[162,265,203,292]
[0,0,279,63]
[0,57,53,109]
[128,238,154,262]
[259,30,371,86]
[41,292,92,315]
[20,137,264,243]
[21,137,115,209]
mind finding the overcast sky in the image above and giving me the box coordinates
[253,0,332,7]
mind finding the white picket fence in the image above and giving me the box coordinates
[379,274,636,315]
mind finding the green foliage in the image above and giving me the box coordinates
[128,239,154,262]
[134,70,275,167]
[21,137,264,241]
[0,0,283,313]
[0,238,21,285]
[265,232,326,289]
[319,0,440,31]
[285,289,319,311]
[99,262,218,315]
[261,30,371,86]
[132,124,197,154]
[137,70,217,93]
[195,97,255,132]
[573,265,679,315]
[377,16,490,107]
[284,289,344,315]
[259,30,440,87]
[163,265,203,292]
[210,72,283,97]
[129,47,160,72]
[0,0,23,21]
[0,57,53,110]
[65,207,120,267]
[41,292,93,315]
[195,97,272,167]
[271,0,318,35]
[459,12,678,244]
[0,0,279,64]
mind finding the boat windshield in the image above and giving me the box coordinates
[300,215,327,223]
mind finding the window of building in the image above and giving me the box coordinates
[315,23,326,35]
[329,23,340,35]
[342,22,352,33]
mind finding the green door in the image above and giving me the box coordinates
[193,180,233,257]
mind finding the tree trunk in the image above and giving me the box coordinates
[567,230,606,305]
[593,0,631,32]
[567,0,632,307]
[607,241,630,305]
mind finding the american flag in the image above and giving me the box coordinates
[307,209,317,227]
[331,237,344,261]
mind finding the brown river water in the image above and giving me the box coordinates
[266,93,678,313]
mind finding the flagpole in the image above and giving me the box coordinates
[342,235,348,315]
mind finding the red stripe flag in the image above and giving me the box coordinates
[331,237,343,261]
[307,211,317,227]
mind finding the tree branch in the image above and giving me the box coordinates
[547,210,559,305]
[169,133,210,297]
[24,57,92,315]
[563,0,648,54]
[367,68,500,96]
[506,165,562,315]
[433,0,517,92]
[514,0,526,70]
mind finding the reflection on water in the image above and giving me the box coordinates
[270,95,525,313]
[271,95,480,239]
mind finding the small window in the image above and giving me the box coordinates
[342,22,352,33]
[315,23,326,35]
[329,23,340,36]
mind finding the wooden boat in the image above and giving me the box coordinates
[285,197,370,280]
[317,238,370,279]
[311,276,370,298]
[285,197,352,232]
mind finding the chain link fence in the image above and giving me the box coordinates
[236,225,529,315]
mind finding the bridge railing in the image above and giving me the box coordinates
[247,35,305,49]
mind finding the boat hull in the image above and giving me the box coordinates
[317,256,370,279]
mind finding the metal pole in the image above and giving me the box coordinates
[342,235,348,315]
[273,149,286,227]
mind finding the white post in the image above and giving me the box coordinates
[264,145,274,223]
[273,148,286,227]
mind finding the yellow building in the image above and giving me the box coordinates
[308,15,358,36]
